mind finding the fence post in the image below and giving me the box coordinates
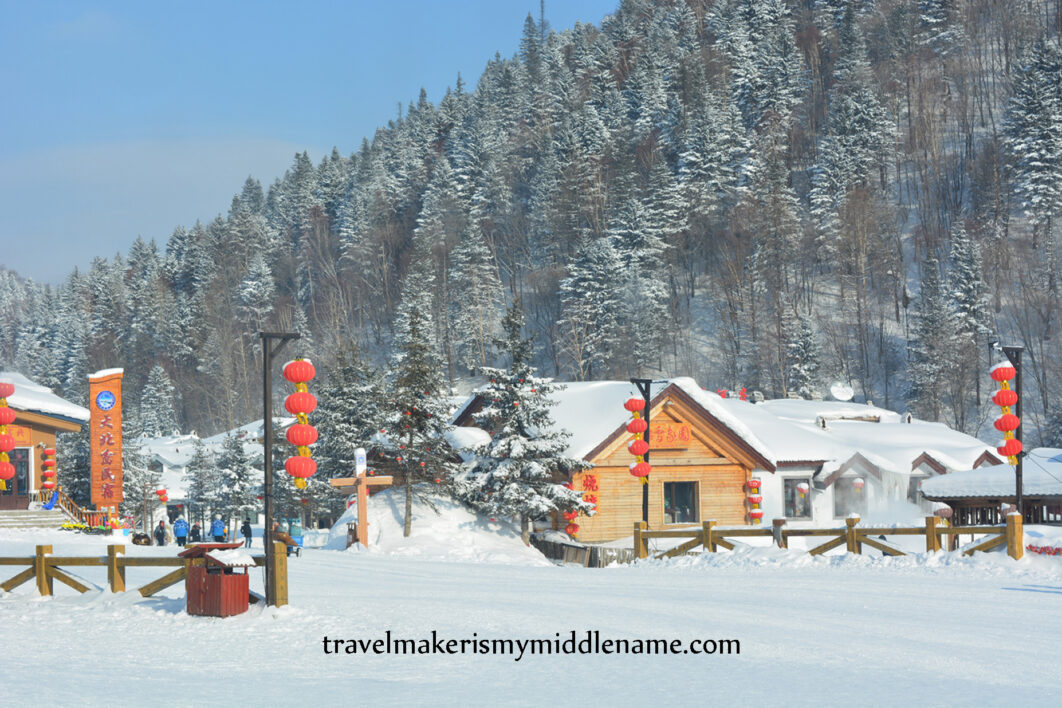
[704,520,718,552]
[270,541,289,606]
[925,516,940,552]
[845,516,861,554]
[35,545,53,596]
[634,522,647,559]
[107,544,126,592]
[1006,512,1024,560]
[772,518,787,548]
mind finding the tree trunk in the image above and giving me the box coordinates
[403,466,413,538]
[521,515,530,546]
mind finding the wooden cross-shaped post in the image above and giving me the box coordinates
[329,474,393,548]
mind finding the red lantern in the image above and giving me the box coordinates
[0,407,15,425]
[42,469,56,478]
[997,438,1023,457]
[563,510,578,521]
[852,477,865,491]
[626,418,648,434]
[565,523,580,536]
[994,414,1020,432]
[992,389,1018,407]
[990,362,1016,381]
[623,397,645,412]
[629,462,651,477]
[283,359,316,384]
[0,381,14,398]
[0,434,12,452]
[797,482,810,495]
[749,510,764,520]
[628,439,649,457]
[42,480,56,490]
[285,391,318,415]
[747,494,763,505]
[155,488,167,496]
[160,495,169,502]
[43,459,56,468]
[286,423,319,447]
[747,479,761,491]
[285,456,317,478]
[0,462,13,480]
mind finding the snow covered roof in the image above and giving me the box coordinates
[921,448,1062,499]
[205,548,258,567]
[0,371,89,423]
[452,377,997,479]
[445,426,492,463]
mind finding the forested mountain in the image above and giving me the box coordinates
[3,0,1062,443]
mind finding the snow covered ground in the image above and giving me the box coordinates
[2,499,1061,706]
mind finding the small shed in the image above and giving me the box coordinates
[179,542,255,617]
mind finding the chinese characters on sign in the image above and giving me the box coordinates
[89,370,124,509]
[649,422,692,449]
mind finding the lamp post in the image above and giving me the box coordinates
[260,331,299,606]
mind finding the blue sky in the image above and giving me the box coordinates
[0,0,617,283]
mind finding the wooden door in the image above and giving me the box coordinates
[0,448,30,510]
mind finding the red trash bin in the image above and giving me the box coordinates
[179,543,254,617]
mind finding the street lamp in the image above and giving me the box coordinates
[260,331,299,606]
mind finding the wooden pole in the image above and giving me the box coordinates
[845,516,861,554]
[34,545,52,596]
[271,540,289,606]
[772,518,787,548]
[633,521,647,559]
[704,519,717,552]
[1006,512,1024,560]
[924,516,940,552]
[107,544,125,592]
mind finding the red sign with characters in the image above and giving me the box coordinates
[649,422,692,449]
[89,369,124,509]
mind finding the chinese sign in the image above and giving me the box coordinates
[89,369,124,509]
[649,422,692,449]
[7,425,32,447]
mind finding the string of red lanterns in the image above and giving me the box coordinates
[746,478,762,524]
[41,447,57,490]
[0,380,15,490]
[990,361,1021,463]
[624,397,650,485]
[155,487,169,504]
[283,358,317,489]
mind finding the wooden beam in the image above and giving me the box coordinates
[858,535,905,557]
[656,536,703,559]
[107,545,125,592]
[634,522,647,559]
[48,566,92,594]
[138,566,187,597]
[925,516,940,552]
[808,535,846,556]
[1,566,36,592]
[35,545,52,596]
[1006,513,1024,560]
[0,557,34,566]
[963,534,1007,556]
[270,541,288,606]
[119,557,188,567]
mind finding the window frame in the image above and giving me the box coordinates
[662,481,699,525]
[782,477,813,519]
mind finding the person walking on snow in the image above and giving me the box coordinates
[240,519,253,548]
[210,514,225,542]
[154,520,167,546]
[189,522,202,543]
[173,517,189,547]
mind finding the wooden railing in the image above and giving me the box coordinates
[32,489,110,526]
[0,542,289,605]
[633,514,1025,561]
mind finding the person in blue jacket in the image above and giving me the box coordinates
[173,517,190,546]
[210,514,225,542]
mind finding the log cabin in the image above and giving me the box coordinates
[453,378,1002,543]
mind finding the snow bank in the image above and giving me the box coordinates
[326,487,551,566]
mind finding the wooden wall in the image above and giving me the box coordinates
[570,396,753,543]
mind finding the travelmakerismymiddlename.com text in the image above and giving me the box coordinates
[322,631,739,662]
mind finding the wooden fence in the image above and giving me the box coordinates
[633,515,1025,561]
[0,542,289,605]
[31,489,110,527]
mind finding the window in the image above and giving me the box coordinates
[907,476,924,505]
[833,477,868,517]
[663,482,697,524]
[783,478,812,518]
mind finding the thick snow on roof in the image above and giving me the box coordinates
[445,426,492,462]
[205,548,258,567]
[0,371,89,422]
[921,448,1062,499]
[758,399,902,424]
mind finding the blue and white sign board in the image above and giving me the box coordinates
[95,390,116,411]
[355,447,367,476]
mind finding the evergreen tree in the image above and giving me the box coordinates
[238,252,276,333]
[217,433,259,539]
[316,346,387,481]
[556,233,623,380]
[182,437,218,526]
[139,365,179,438]
[908,258,959,421]
[458,305,592,544]
[786,314,820,399]
[120,421,162,532]
[56,430,92,507]
[448,225,504,373]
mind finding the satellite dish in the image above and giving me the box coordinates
[829,382,854,402]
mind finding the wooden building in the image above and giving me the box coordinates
[453,378,1000,543]
[0,372,89,510]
